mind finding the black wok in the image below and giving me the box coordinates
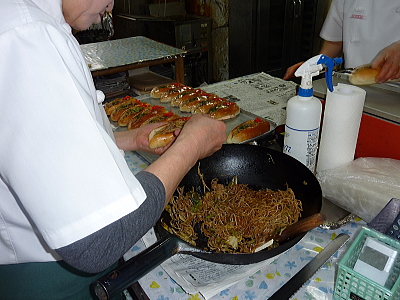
[93,144,322,300]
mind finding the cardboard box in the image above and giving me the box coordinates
[128,71,175,93]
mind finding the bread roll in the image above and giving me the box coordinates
[110,99,141,121]
[227,118,271,144]
[127,106,168,130]
[160,86,193,103]
[207,102,240,120]
[141,111,179,126]
[179,93,219,113]
[349,64,380,85]
[170,89,203,106]
[150,83,183,98]
[118,103,151,126]
[179,96,207,112]
[192,98,227,114]
[148,117,189,149]
[104,96,135,115]
[350,64,400,85]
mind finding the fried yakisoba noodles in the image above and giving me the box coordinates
[163,176,302,253]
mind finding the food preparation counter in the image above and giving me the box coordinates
[109,72,353,228]
[105,74,364,300]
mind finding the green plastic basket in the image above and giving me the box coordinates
[333,227,400,300]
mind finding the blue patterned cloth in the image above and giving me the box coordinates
[126,219,364,300]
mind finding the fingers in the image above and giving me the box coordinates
[375,61,400,83]
[178,114,226,159]
[371,41,400,83]
[376,62,400,83]
[283,68,294,80]
[283,62,304,80]
[132,122,170,154]
[141,114,225,158]
[284,62,304,80]
[173,128,182,137]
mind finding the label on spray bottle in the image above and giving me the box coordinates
[283,125,319,172]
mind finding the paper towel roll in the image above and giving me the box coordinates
[316,83,366,173]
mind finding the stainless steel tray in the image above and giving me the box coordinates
[111,93,276,163]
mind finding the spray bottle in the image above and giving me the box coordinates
[283,54,343,172]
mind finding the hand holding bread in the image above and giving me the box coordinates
[370,41,400,83]
[108,83,237,154]
[350,62,400,85]
[148,117,189,149]
[169,113,226,160]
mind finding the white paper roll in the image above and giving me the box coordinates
[316,83,366,173]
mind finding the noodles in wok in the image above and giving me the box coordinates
[163,175,303,254]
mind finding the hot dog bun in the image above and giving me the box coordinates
[349,64,380,85]
[142,111,180,126]
[117,103,151,127]
[227,118,271,144]
[148,117,190,149]
[350,64,400,85]
[110,99,141,121]
[207,101,240,120]
[150,83,184,98]
[104,96,136,115]
[159,86,193,103]
[127,106,168,130]
[179,93,219,113]
[170,89,203,107]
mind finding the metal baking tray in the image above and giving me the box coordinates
[109,93,276,163]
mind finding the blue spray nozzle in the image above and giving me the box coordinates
[295,54,343,96]
[317,55,343,92]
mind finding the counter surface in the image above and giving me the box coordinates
[111,74,377,299]
[313,77,400,124]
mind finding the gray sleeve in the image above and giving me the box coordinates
[55,171,165,274]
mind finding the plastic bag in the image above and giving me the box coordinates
[316,157,400,222]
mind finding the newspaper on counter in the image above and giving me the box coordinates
[138,228,281,300]
[201,72,297,125]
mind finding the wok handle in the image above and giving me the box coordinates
[275,213,326,243]
[92,234,179,300]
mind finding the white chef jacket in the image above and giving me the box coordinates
[320,0,400,68]
[0,0,146,264]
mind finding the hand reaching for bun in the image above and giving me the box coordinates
[371,41,400,83]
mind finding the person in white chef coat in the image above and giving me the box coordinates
[0,0,226,299]
[283,0,400,83]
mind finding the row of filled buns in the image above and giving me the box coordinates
[149,82,240,120]
[103,82,240,130]
[104,96,180,130]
